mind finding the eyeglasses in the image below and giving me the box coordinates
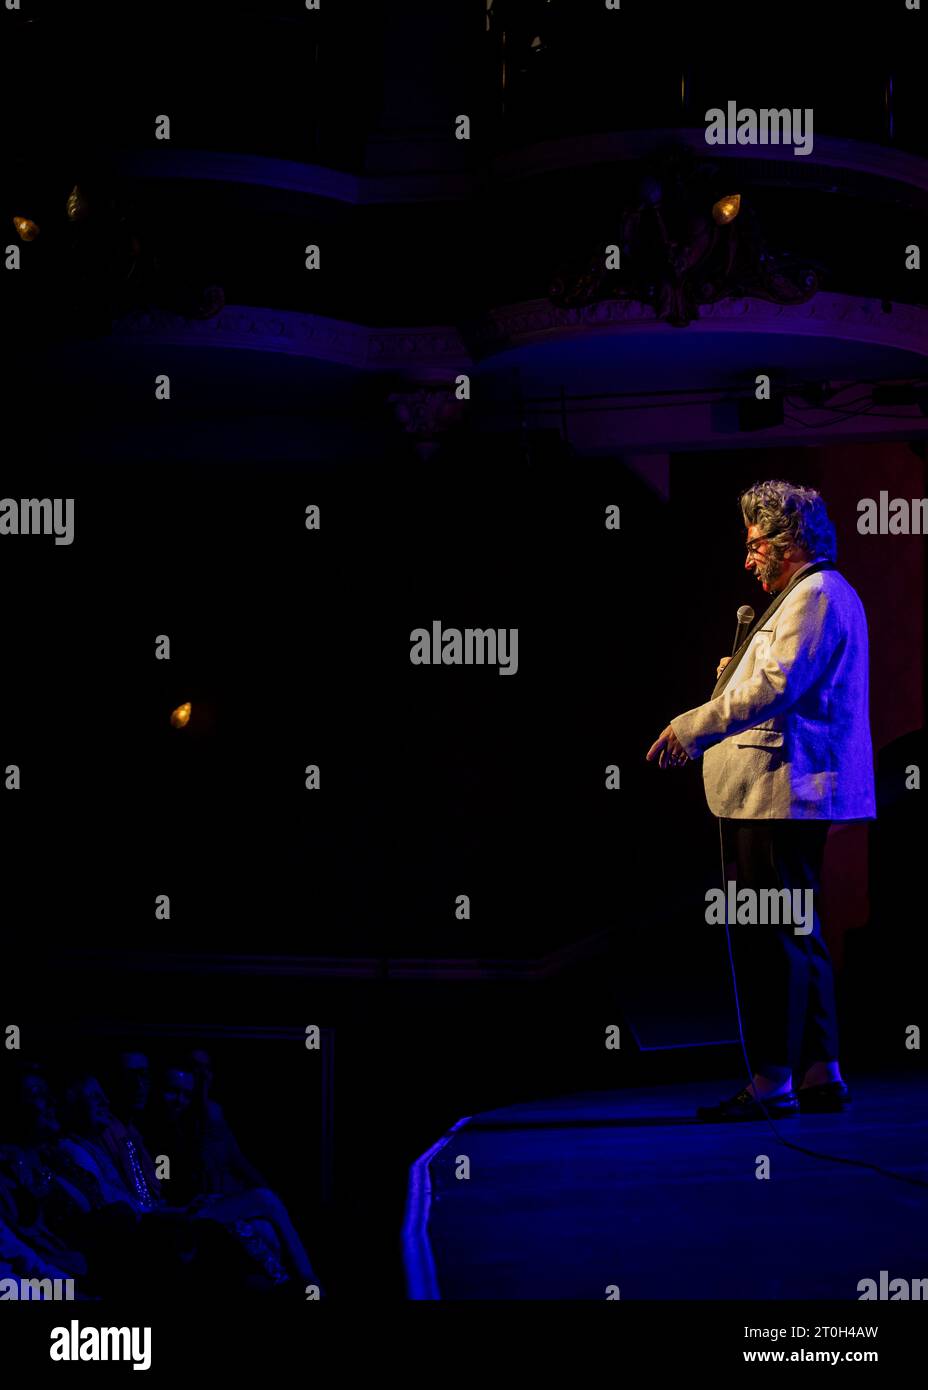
[745,533,781,556]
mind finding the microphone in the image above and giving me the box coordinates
[732,604,755,655]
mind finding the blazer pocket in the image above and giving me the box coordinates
[735,729,784,749]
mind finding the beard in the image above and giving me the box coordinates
[753,551,786,591]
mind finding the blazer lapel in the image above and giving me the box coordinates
[711,560,837,699]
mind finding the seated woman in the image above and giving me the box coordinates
[62,1070,320,1292]
[186,1050,268,1195]
[143,1063,322,1290]
[55,1074,162,1215]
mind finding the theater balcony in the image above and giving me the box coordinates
[7,2,927,464]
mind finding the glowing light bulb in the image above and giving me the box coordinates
[712,194,741,225]
[66,185,89,221]
[170,702,191,729]
[13,216,40,241]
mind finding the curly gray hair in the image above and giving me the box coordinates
[739,479,837,562]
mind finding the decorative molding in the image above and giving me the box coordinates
[115,149,473,206]
[111,295,928,375]
[469,297,658,353]
[112,305,470,371]
[114,135,928,205]
[366,327,469,371]
[470,293,928,358]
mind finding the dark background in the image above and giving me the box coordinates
[3,446,925,1298]
[2,0,927,1302]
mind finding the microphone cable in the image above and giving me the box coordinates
[717,815,928,1188]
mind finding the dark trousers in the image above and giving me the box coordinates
[722,818,840,1077]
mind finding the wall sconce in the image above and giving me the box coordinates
[66,185,90,222]
[170,702,192,729]
[13,216,40,241]
[712,194,741,225]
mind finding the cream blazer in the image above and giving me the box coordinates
[671,569,877,820]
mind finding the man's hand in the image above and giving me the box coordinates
[716,655,732,679]
[646,724,689,769]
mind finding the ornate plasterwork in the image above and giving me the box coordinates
[470,293,928,357]
[111,293,928,372]
[112,305,470,371]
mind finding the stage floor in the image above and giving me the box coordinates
[406,1073,928,1299]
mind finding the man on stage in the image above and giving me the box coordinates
[646,480,876,1121]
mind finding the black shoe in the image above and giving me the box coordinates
[798,1081,851,1113]
[696,1087,800,1122]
